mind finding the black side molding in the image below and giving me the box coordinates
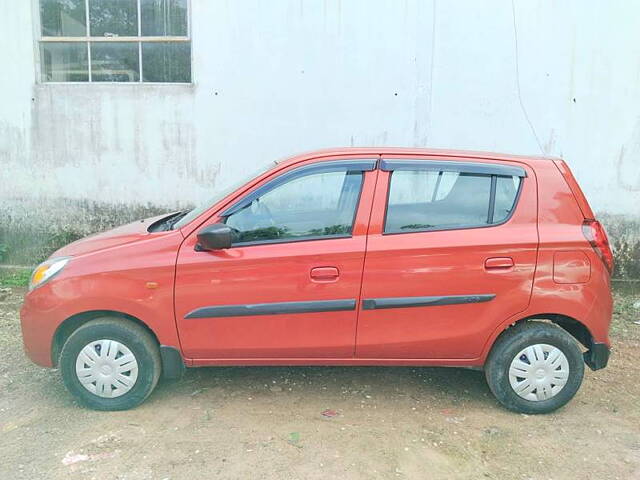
[380,159,527,177]
[362,294,496,310]
[159,345,185,380]
[185,299,357,319]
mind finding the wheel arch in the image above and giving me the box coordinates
[51,310,160,367]
[488,313,594,358]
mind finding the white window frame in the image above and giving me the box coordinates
[34,0,192,84]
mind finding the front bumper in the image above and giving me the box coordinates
[20,286,59,368]
[584,342,610,370]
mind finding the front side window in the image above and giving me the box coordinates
[385,169,521,233]
[38,0,190,83]
[225,170,364,245]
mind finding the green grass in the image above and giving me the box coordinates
[0,269,31,288]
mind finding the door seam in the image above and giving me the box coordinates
[352,157,382,357]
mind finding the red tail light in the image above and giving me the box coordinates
[582,220,614,274]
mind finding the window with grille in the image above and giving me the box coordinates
[38,0,191,83]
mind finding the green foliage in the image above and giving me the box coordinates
[236,226,290,243]
[236,224,351,243]
[308,224,351,236]
[400,223,434,230]
[0,269,31,287]
[46,229,85,257]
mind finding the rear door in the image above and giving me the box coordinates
[175,158,378,360]
[356,156,538,359]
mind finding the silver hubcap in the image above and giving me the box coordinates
[75,340,139,398]
[509,344,569,401]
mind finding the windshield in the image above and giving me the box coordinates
[173,162,274,229]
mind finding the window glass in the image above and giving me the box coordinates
[40,0,87,36]
[141,0,188,36]
[40,42,89,82]
[493,176,521,223]
[173,163,274,230]
[434,172,459,200]
[91,42,140,81]
[39,0,191,83]
[89,0,138,36]
[225,170,363,244]
[386,170,494,232]
[142,42,190,82]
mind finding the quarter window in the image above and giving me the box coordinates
[385,169,521,233]
[38,0,191,83]
[225,170,364,245]
[493,175,521,223]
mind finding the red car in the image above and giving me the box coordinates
[20,148,613,413]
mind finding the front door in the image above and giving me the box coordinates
[175,158,377,360]
[356,156,538,359]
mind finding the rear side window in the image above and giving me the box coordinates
[385,164,522,233]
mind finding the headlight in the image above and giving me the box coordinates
[29,257,71,291]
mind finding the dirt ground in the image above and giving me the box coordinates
[1,285,639,480]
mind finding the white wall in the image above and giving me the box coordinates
[1,0,639,214]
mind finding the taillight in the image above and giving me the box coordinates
[582,220,614,274]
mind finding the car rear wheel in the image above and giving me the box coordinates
[484,321,584,414]
[59,317,161,411]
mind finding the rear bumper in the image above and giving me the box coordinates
[584,342,610,370]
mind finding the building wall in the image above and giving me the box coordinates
[1,0,639,274]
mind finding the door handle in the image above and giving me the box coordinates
[310,266,340,281]
[485,257,514,269]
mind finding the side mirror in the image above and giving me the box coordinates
[196,223,233,250]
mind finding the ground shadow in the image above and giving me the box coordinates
[152,364,496,410]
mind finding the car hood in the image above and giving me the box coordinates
[52,213,178,258]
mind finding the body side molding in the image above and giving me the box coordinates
[362,294,496,310]
[185,299,357,319]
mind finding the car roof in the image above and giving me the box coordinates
[275,147,560,168]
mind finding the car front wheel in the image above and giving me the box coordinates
[484,321,585,414]
[59,317,161,411]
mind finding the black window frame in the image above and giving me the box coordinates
[381,159,526,235]
[219,159,377,247]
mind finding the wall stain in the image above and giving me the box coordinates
[599,213,640,279]
[543,128,557,156]
[616,119,640,192]
[0,198,188,265]
[1,198,639,278]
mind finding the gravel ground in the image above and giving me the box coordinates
[1,285,639,480]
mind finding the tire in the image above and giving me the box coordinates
[59,317,161,411]
[484,321,584,414]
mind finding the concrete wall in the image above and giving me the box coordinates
[1,0,639,274]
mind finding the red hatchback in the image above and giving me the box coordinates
[20,148,613,413]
